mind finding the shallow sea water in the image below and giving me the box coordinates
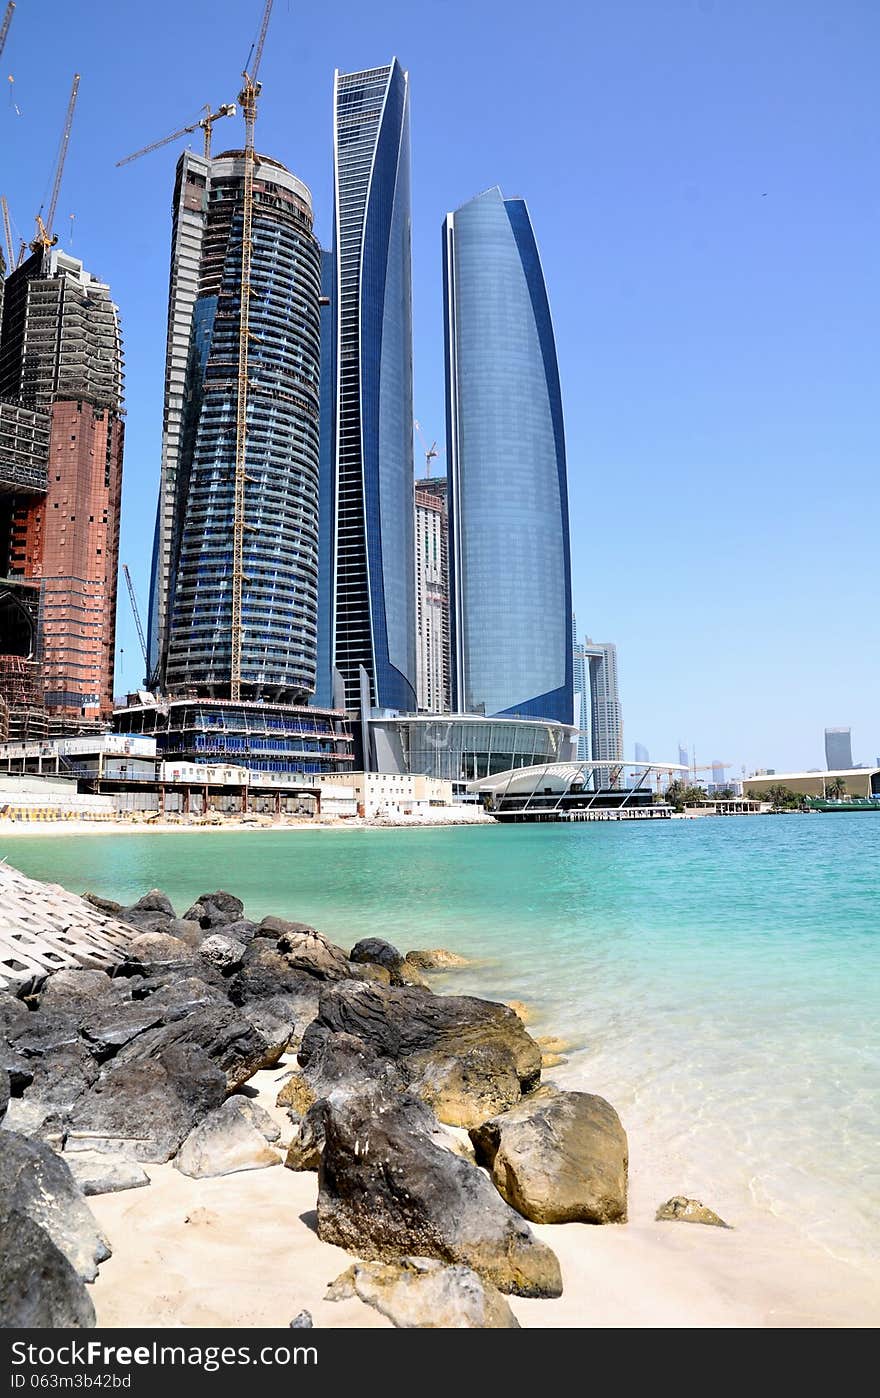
[5,813,879,1271]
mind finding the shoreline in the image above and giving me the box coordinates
[0,810,496,838]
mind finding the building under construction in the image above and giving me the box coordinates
[0,246,125,726]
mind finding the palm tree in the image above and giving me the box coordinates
[826,777,847,801]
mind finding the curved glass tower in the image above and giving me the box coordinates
[330,59,417,714]
[158,151,321,702]
[443,187,573,724]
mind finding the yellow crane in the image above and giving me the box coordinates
[230,0,274,702]
[0,3,14,60]
[30,72,80,252]
[116,102,236,168]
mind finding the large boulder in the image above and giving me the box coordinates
[279,1025,404,1116]
[315,1085,562,1298]
[130,889,177,917]
[0,1130,110,1281]
[326,1257,520,1329]
[131,974,226,1018]
[80,999,169,1059]
[64,1152,150,1197]
[2,1044,99,1139]
[311,982,542,1126]
[470,1086,628,1224]
[276,928,352,981]
[349,938,427,988]
[122,931,198,976]
[39,968,127,1017]
[0,1212,96,1327]
[114,1000,279,1090]
[199,933,246,973]
[183,891,244,929]
[228,943,328,1010]
[236,996,298,1056]
[173,1098,281,1178]
[66,1043,226,1163]
[0,1067,8,1122]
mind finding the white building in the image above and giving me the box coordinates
[414,482,449,712]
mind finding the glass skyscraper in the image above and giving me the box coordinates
[152,150,322,702]
[330,59,417,714]
[443,187,573,724]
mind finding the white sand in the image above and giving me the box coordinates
[87,1057,880,1330]
[0,809,493,839]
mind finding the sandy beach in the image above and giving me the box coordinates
[86,1055,879,1330]
[0,808,495,839]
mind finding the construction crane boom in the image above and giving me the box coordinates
[1,195,13,269]
[230,0,274,702]
[116,103,236,168]
[122,564,149,676]
[0,3,14,59]
[31,73,80,252]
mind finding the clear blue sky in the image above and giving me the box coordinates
[3,0,877,774]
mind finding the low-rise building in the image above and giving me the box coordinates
[321,771,454,818]
[743,768,880,800]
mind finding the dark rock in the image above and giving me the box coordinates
[164,918,205,948]
[0,1068,8,1121]
[0,1211,96,1327]
[219,918,260,944]
[123,931,198,974]
[471,1086,628,1224]
[259,915,317,939]
[82,892,125,917]
[289,1309,313,1329]
[276,928,352,981]
[184,891,244,928]
[66,1043,227,1163]
[656,1196,731,1228]
[130,974,226,1017]
[80,1001,168,1058]
[8,1011,82,1059]
[315,1084,562,1297]
[236,996,299,1055]
[64,1152,150,1196]
[0,1130,110,1280]
[228,943,328,1010]
[2,1044,99,1138]
[115,1000,279,1089]
[131,889,177,917]
[279,1027,404,1117]
[174,1098,281,1178]
[0,1046,33,1094]
[117,910,177,935]
[311,981,542,1124]
[349,937,406,975]
[38,969,127,1017]
[326,1257,520,1329]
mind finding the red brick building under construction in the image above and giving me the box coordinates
[0,247,124,727]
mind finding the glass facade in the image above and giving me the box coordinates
[159,153,321,703]
[313,248,335,709]
[331,60,417,714]
[369,713,577,785]
[443,187,573,725]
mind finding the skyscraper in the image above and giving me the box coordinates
[825,727,853,770]
[584,640,623,781]
[150,149,322,702]
[414,478,449,712]
[443,186,572,723]
[329,59,417,714]
[313,247,335,709]
[0,247,124,723]
[572,616,589,761]
[678,742,690,774]
[634,742,649,763]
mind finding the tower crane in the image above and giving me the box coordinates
[116,102,236,168]
[31,73,80,253]
[1,195,13,268]
[414,421,439,479]
[230,0,274,702]
[122,565,149,679]
[0,3,14,60]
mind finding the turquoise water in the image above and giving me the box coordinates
[4,815,879,1269]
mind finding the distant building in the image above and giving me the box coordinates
[414,478,450,712]
[825,727,853,770]
[572,616,589,760]
[744,767,880,801]
[583,640,623,784]
[634,742,649,763]
[711,760,726,786]
[678,742,689,774]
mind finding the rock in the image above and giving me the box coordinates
[506,1000,534,1024]
[0,1068,8,1121]
[289,1309,313,1328]
[404,1039,524,1130]
[228,944,328,1009]
[235,1097,281,1143]
[131,889,176,917]
[8,1011,82,1059]
[124,931,197,974]
[82,891,125,917]
[350,962,393,986]
[315,1084,562,1298]
[283,1107,323,1172]
[184,891,244,928]
[2,1044,99,1138]
[132,974,226,1018]
[164,918,205,948]
[237,996,298,1054]
[80,1000,168,1059]
[174,1098,281,1178]
[0,1045,33,1094]
[259,915,317,939]
[349,938,427,988]
[199,934,246,972]
[470,1086,628,1224]
[66,1044,226,1163]
[276,928,352,981]
[219,918,260,944]
[540,1052,567,1069]
[326,1257,520,1329]
[118,910,178,935]
[115,1000,279,1089]
[312,982,542,1124]
[0,1130,110,1280]
[655,1196,731,1228]
[64,1152,150,1196]
[405,948,469,971]
[39,968,125,1016]
[0,1212,95,1327]
[281,1026,404,1117]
